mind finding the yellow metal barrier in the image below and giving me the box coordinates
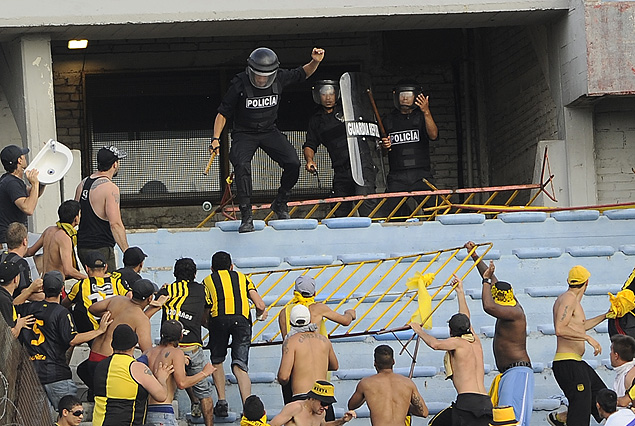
[249,242,493,344]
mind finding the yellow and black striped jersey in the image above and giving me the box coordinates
[157,280,212,347]
[202,270,257,320]
[67,275,128,333]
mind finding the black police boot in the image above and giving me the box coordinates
[238,204,254,233]
[271,193,290,220]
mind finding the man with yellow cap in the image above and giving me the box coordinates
[465,242,533,426]
[548,265,609,426]
[270,381,356,426]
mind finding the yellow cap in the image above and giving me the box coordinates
[490,406,518,425]
[568,265,591,286]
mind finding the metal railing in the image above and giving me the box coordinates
[249,242,493,345]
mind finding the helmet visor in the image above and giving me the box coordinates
[312,84,340,106]
[393,90,417,110]
[247,67,277,89]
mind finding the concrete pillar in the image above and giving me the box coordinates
[0,35,60,233]
[564,106,597,206]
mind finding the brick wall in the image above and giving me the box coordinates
[594,97,635,204]
[480,26,559,189]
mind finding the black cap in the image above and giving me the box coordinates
[84,251,107,269]
[0,260,21,285]
[1,145,29,170]
[123,247,147,267]
[448,313,471,337]
[111,324,138,350]
[131,278,156,300]
[97,146,127,169]
[43,271,65,295]
[160,320,184,342]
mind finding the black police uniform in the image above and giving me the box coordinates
[218,69,305,206]
[381,108,436,218]
[383,108,435,192]
[304,104,376,216]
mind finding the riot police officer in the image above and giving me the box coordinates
[303,80,376,217]
[380,80,438,217]
[211,47,325,232]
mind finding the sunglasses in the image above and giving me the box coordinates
[71,410,84,417]
[319,401,331,407]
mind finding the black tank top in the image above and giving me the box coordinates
[77,177,116,249]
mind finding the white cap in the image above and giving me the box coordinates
[290,305,311,327]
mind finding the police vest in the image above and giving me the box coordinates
[384,110,431,172]
[233,73,283,133]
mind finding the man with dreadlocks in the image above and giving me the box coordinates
[465,242,533,426]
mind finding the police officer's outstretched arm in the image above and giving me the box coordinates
[302,48,325,79]
[415,93,438,140]
[211,113,227,152]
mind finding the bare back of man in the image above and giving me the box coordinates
[350,371,427,426]
[450,336,487,395]
[89,295,152,356]
[75,177,116,222]
[279,332,337,395]
[146,345,180,405]
[39,226,86,280]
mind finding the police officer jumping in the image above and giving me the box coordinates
[303,80,376,216]
[211,47,325,233]
[380,80,439,216]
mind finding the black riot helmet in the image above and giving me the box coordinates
[246,47,280,89]
[311,80,340,107]
[392,80,423,111]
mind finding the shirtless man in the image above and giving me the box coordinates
[278,305,338,420]
[270,381,356,426]
[410,276,492,426]
[278,275,356,339]
[548,265,608,426]
[465,242,533,426]
[27,200,86,280]
[144,320,216,426]
[77,278,159,397]
[348,345,428,426]
[74,146,129,271]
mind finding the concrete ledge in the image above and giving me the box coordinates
[565,245,615,257]
[620,245,635,255]
[604,209,635,220]
[551,210,600,221]
[455,250,501,261]
[525,287,566,297]
[537,324,555,335]
[512,247,562,259]
[584,284,620,295]
[322,217,372,229]
[393,366,439,377]
[262,294,292,306]
[594,322,608,333]
[187,412,238,423]
[284,255,335,266]
[532,399,561,411]
[337,253,387,263]
[215,220,266,232]
[233,256,282,268]
[498,212,548,223]
[436,213,485,225]
[269,219,318,230]
[227,372,275,384]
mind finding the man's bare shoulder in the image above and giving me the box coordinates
[554,290,576,306]
[309,303,329,314]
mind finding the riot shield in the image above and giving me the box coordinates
[340,72,381,186]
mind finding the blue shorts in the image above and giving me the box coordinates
[145,405,178,426]
[497,366,534,426]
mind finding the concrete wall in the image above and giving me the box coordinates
[594,97,635,204]
[480,26,559,189]
[0,86,22,148]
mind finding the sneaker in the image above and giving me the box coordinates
[214,399,229,417]
[191,402,202,418]
[547,412,565,426]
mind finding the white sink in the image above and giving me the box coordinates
[25,139,74,185]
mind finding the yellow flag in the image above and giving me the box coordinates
[607,289,635,319]
[406,272,435,329]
